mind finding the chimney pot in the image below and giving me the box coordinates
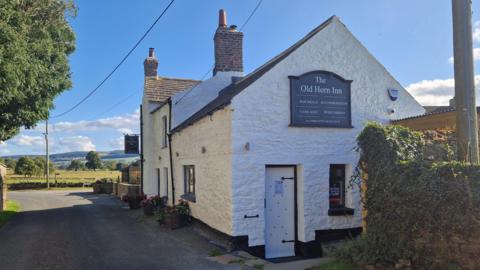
[144,48,158,77]
[214,10,243,76]
[219,9,227,28]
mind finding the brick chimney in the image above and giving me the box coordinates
[213,9,243,76]
[144,48,158,77]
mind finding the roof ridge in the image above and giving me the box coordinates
[149,76,201,82]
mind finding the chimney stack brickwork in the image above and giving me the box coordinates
[214,10,244,75]
[144,48,158,77]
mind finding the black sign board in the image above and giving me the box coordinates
[289,71,352,128]
[124,134,139,154]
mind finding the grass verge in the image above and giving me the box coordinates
[0,200,21,227]
[307,260,356,270]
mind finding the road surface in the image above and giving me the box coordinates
[0,190,240,270]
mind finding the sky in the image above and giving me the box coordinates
[1,0,480,156]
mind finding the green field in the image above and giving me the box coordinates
[7,169,121,184]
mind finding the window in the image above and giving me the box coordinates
[182,165,195,202]
[328,164,354,216]
[329,164,345,208]
[162,115,168,148]
[163,167,169,198]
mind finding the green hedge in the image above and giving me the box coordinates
[7,182,86,190]
[339,123,480,269]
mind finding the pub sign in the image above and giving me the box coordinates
[289,71,352,128]
[124,134,139,154]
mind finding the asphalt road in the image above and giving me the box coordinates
[0,190,241,270]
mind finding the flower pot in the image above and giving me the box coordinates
[128,200,141,209]
[92,183,102,193]
[143,204,155,216]
[164,213,187,229]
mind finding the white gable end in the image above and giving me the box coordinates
[228,17,424,245]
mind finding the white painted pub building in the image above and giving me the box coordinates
[141,10,424,259]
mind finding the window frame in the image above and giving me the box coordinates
[182,165,196,202]
[161,115,168,148]
[328,164,354,216]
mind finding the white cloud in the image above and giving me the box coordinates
[0,142,10,154]
[474,21,480,43]
[51,110,139,134]
[109,136,124,149]
[11,135,44,147]
[55,136,96,152]
[406,75,480,106]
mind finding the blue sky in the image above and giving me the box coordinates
[1,0,480,155]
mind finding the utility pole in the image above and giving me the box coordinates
[452,0,479,163]
[44,119,50,189]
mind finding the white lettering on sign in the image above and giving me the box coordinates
[315,76,327,84]
[300,85,344,95]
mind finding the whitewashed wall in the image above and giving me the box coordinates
[142,100,171,199]
[171,107,234,235]
[230,17,425,246]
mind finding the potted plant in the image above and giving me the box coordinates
[164,200,190,229]
[141,196,156,216]
[122,193,146,209]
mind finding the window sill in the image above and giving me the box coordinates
[180,193,196,203]
[328,207,354,216]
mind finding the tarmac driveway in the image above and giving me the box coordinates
[0,190,242,270]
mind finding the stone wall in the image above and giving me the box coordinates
[171,107,233,235]
[113,183,140,199]
[0,164,6,211]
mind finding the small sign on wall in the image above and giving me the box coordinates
[289,71,352,128]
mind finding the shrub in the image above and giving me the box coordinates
[352,123,480,269]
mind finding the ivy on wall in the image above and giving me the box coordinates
[339,122,480,270]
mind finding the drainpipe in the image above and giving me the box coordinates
[168,99,176,205]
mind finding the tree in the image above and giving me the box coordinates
[33,157,45,176]
[3,158,17,169]
[0,1,76,141]
[85,151,101,171]
[67,159,84,171]
[102,160,116,171]
[115,162,126,171]
[15,157,36,177]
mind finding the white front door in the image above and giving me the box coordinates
[265,166,295,259]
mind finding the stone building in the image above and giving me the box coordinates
[141,10,424,259]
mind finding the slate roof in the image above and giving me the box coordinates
[392,107,480,122]
[144,77,200,102]
[171,15,338,133]
[423,106,452,114]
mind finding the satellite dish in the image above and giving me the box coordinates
[388,89,399,101]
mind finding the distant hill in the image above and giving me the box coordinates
[1,150,139,164]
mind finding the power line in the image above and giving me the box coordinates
[96,91,139,118]
[174,0,264,105]
[51,0,176,119]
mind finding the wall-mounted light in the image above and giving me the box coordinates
[201,146,207,154]
[175,152,179,157]
[244,142,250,152]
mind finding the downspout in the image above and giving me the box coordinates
[140,104,144,194]
[168,99,176,205]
